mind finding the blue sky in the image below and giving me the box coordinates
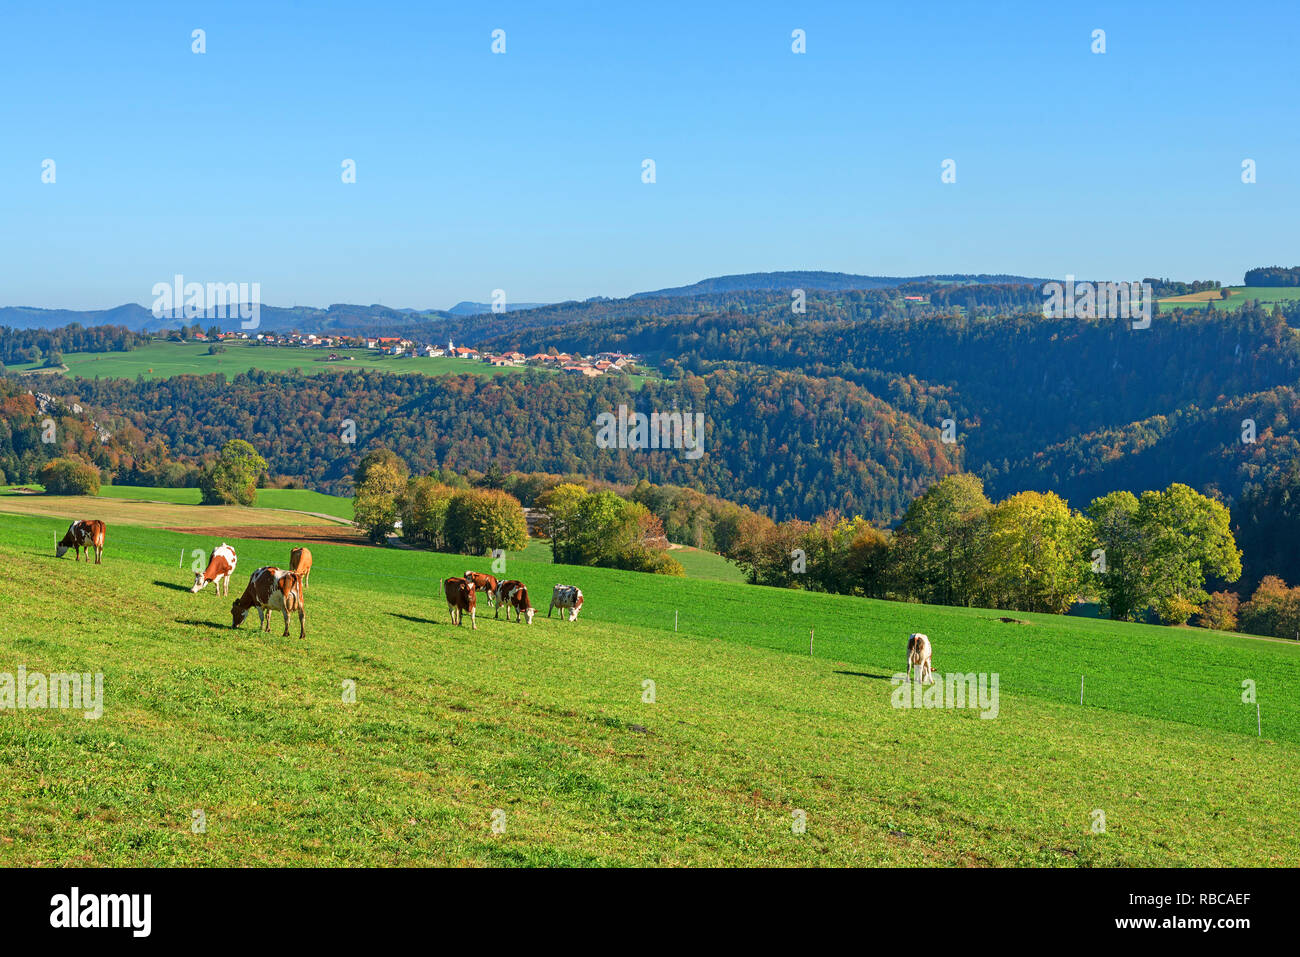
[1,0,1295,309]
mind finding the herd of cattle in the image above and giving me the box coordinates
[444,572,584,630]
[54,518,935,676]
[55,518,586,641]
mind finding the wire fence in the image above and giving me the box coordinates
[9,519,1300,743]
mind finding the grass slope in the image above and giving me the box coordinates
[0,510,1297,866]
[93,485,355,521]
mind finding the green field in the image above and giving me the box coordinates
[1,502,1297,866]
[96,485,354,521]
[1158,285,1300,308]
[8,340,529,381]
[516,537,743,584]
[8,338,654,389]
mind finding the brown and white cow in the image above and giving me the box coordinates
[56,519,106,564]
[289,547,312,591]
[465,571,498,608]
[192,543,238,596]
[906,633,934,685]
[493,579,535,624]
[547,584,583,622]
[231,566,306,639]
[442,577,477,629]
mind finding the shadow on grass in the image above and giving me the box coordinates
[388,612,441,626]
[833,670,893,680]
[175,619,229,630]
[154,580,193,593]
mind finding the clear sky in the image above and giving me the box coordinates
[1,0,1295,310]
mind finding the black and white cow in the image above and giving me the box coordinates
[547,584,584,622]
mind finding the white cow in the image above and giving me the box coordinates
[906,633,934,685]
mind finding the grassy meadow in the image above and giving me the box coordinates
[92,484,355,521]
[0,498,1297,867]
[7,340,529,381]
[1157,285,1300,308]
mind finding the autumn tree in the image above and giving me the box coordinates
[444,488,528,555]
[890,474,992,606]
[352,447,409,542]
[976,491,1092,614]
[198,439,266,506]
[1087,491,1146,621]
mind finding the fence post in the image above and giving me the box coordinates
[1258,701,1261,737]
[809,628,814,656]
[674,610,678,632]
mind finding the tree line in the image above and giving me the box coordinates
[719,473,1243,627]
[350,448,686,575]
[1243,266,1300,287]
[0,324,148,367]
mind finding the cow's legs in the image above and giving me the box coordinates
[297,606,305,640]
[469,607,476,630]
[282,605,290,637]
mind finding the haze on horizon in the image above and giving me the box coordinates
[1,0,1295,310]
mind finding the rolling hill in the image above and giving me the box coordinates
[0,504,1295,866]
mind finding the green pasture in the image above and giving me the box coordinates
[0,509,1296,866]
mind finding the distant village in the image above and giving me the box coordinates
[197,330,642,378]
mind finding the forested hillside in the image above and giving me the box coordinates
[20,367,958,522]
[492,300,1300,502]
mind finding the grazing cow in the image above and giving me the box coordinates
[55,519,106,564]
[442,577,477,629]
[906,633,934,685]
[231,567,306,639]
[289,546,313,591]
[192,543,238,596]
[547,584,584,622]
[494,579,535,624]
[465,571,499,607]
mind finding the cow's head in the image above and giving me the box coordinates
[191,573,208,593]
[524,605,535,625]
[231,602,250,627]
[55,538,69,558]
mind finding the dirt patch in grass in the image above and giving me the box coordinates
[164,524,368,545]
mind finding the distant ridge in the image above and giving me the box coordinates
[0,270,1049,333]
[446,301,552,316]
[630,271,1049,299]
